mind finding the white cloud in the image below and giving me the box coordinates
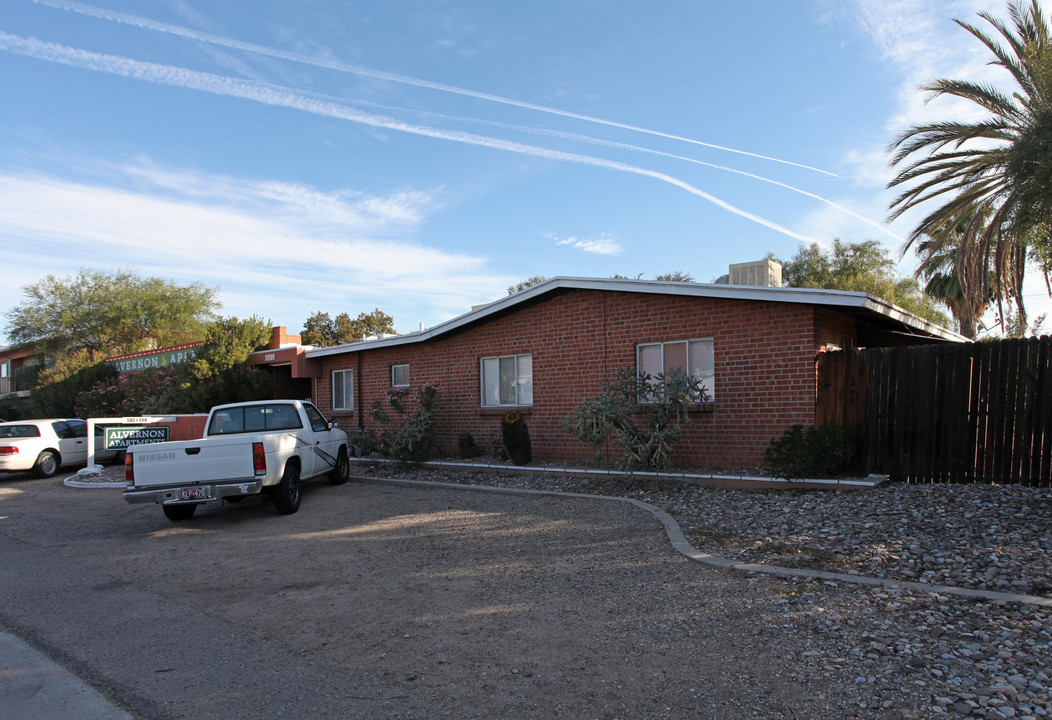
[549,232,623,256]
[846,0,1025,136]
[0,28,823,245]
[38,0,836,175]
[0,164,514,337]
[821,1,1036,250]
[120,161,436,232]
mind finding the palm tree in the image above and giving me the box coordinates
[887,0,1052,334]
[913,236,995,339]
[913,206,998,339]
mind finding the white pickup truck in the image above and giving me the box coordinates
[123,400,350,521]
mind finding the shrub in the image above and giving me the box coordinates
[369,383,439,462]
[74,365,201,418]
[564,367,708,471]
[458,432,479,459]
[500,410,532,465]
[29,360,119,418]
[121,366,184,414]
[75,378,134,418]
[764,422,855,479]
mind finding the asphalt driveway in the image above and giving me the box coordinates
[0,472,848,719]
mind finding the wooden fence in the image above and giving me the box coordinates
[816,337,1052,486]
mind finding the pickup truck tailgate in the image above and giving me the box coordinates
[129,437,258,488]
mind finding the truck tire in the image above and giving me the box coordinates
[163,503,198,521]
[32,450,59,478]
[328,447,349,485]
[273,462,302,515]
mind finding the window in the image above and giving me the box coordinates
[303,403,330,432]
[68,420,88,439]
[51,421,75,440]
[332,369,355,411]
[391,364,409,387]
[637,339,714,401]
[207,404,304,435]
[0,425,40,439]
[480,354,532,407]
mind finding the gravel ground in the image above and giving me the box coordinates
[349,460,1052,720]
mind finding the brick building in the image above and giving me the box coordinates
[305,276,965,470]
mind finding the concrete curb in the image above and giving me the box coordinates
[63,478,125,489]
[357,475,1052,609]
[351,457,886,490]
[62,466,125,489]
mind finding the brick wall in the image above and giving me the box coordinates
[814,308,858,351]
[154,415,208,442]
[318,289,832,469]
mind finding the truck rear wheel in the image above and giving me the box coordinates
[328,448,349,485]
[163,503,198,521]
[273,463,302,515]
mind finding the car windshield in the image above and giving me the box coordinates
[0,425,42,438]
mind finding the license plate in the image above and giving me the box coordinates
[179,487,208,500]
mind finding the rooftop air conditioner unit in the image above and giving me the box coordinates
[728,259,782,287]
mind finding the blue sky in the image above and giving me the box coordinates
[2,0,1050,344]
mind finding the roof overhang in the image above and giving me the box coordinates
[306,277,967,359]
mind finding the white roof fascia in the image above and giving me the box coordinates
[305,277,965,359]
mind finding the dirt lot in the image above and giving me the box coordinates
[0,470,879,719]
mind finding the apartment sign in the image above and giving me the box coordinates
[104,426,170,450]
[109,347,197,373]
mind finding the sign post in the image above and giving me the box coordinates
[86,416,177,468]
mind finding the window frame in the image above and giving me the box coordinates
[332,369,355,412]
[391,364,409,388]
[635,338,715,402]
[479,353,533,408]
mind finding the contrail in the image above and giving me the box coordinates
[420,110,899,242]
[0,30,819,244]
[33,0,838,177]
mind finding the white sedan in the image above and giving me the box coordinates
[0,419,120,478]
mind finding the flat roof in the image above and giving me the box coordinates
[307,276,967,358]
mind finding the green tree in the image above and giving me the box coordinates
[301,309,395,346]
[654,271,695,282]
[5,269,218,358]
[35,349,104,387]
[507,276,549,295]
[610,272,693,281]
[887,0,1052,335]
[779,239,951,326]
[180,316,274,410]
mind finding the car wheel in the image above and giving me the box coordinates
[328,447,349,485]
[162,503,198,521]
[32,451,60,478]
[273,462,302,515]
